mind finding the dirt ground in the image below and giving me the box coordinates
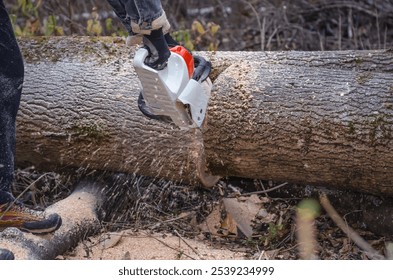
[60,230,248,260]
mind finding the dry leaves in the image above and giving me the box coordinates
[199,194,264,238]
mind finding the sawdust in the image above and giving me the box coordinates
[0,228,31,259]
[47,186,100,226]
[60,230,247,260]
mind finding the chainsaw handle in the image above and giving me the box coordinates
[192,55,211,83]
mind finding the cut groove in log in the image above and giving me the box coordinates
[15,37,393,195]
[17,37,218,187]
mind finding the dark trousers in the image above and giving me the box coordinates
[0,0,24,202]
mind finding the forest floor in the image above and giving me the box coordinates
[13,169,390,260]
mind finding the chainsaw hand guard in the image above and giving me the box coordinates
[134,47,212,130]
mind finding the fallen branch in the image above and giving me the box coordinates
[173,229,204,260]
[147,234,197,260]
[0,181,103,259]
[319,192,385,260]
[241,182,289,196]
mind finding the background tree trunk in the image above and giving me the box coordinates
[16,37,393,195]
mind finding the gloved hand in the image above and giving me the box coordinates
[142,28,171,70]
[126,29,170,70]
[125,11,179,70]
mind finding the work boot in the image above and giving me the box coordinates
[143,28,171,70]
[0,200,62,234]
[0,248,14,260]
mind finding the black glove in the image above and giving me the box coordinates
[143,28,171,70]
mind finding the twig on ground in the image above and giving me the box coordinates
[153,212,193,224]
[319,192,385,260]
[258,250,267,260]
[0,173,48,220]
[174,229,204,260]
[241,182,289,196]
[121,230,197,260]
[149,235,197,260]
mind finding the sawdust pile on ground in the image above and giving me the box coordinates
[60,230,247,260]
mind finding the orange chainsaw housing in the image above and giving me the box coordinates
[170,46,194,78]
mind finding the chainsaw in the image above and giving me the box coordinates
[133,46,212,130]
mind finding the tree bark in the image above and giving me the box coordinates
[203,49,393,195]
[17,37,221,187]
[16,37,393,195]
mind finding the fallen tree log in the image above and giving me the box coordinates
[16,37,393,195]
[0,181,102,259]
[17,37,219,188]
[204,49,393,195]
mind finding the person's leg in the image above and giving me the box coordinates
[127,0,171,69]
[0,0,62,234]
[0,0,24,203]
[107,0,179,68]
[106,0,133,34]
[128,0,167,32]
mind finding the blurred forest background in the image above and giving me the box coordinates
[5,0,393,52]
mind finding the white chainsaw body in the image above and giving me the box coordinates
[133,48,211,129]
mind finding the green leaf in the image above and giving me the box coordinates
[87,19,102,36]
[14,25,23,37]
[105,18,113,33]
[56,26,64,36]
[210,23,220,35]
[92,21,103,36]
[86,19,93,34]
[192,20,205,35]
[184,40,194,51]
[45,15,56,36]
